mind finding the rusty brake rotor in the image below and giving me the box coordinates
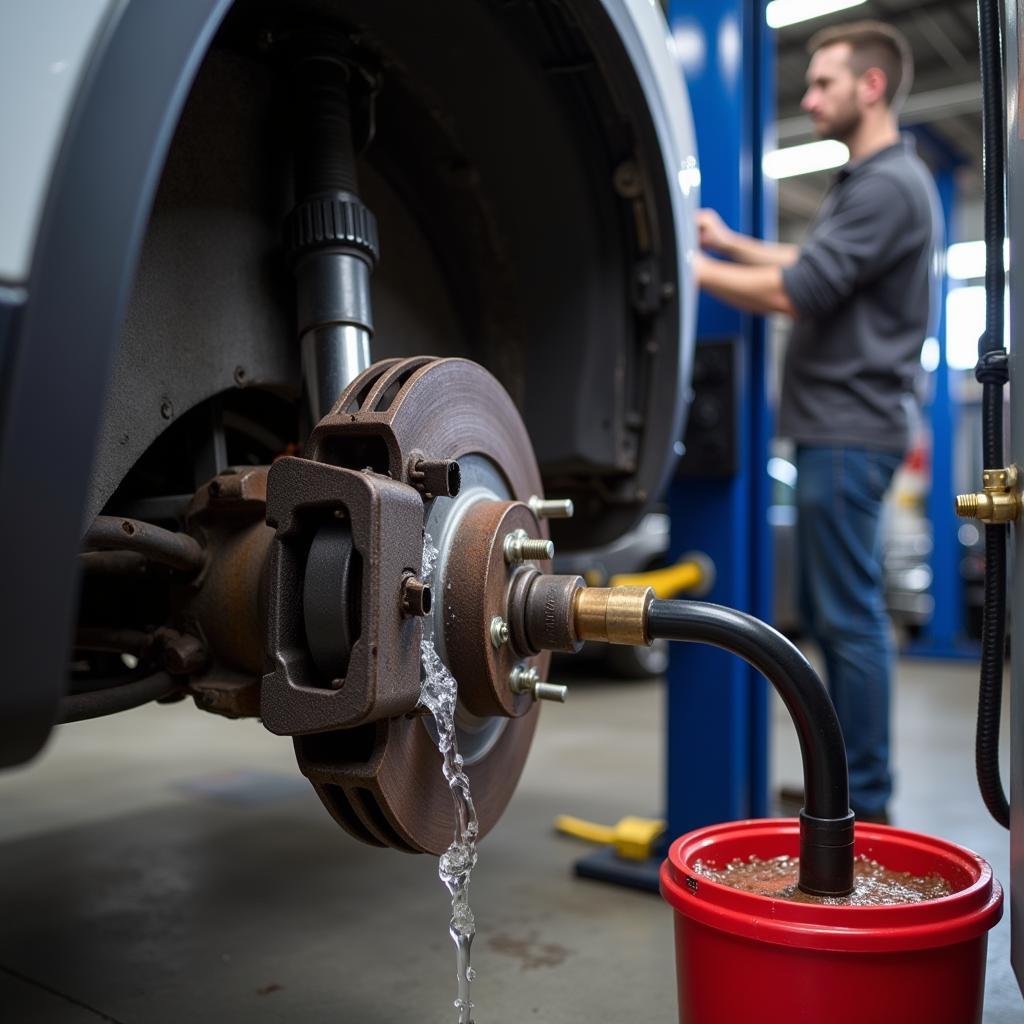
[292,357,551,854]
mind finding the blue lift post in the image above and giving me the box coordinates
[903,154,978,660]
[663,0,774,835]
[573,0,774,892]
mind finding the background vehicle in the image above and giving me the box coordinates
[768,454,934,637]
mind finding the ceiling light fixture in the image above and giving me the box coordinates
[763,139,849,179]
[946,239,1010,281]
[766,0,868,30]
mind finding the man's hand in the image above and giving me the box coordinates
[697,209,735,255]
[695,209,800,269]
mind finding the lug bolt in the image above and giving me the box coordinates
[510,665,568,703]
[400,575,432,617]
[529,496,574,520]
[490,616,510,648]
[533,681,569,703]
[504,528,555,564]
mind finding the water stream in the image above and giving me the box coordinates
[420,536,480,1023]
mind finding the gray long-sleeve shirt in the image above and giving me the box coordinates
[780,138,941,454]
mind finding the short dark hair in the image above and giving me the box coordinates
[808,20,913,109]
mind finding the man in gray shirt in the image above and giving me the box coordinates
[696,21,940,823]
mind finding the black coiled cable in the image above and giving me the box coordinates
[974,0,1010,829]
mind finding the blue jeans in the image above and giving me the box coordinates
[795,446,902,817]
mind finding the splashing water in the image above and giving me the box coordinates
[420,535,480,1023]
[692,853,953,905]
[421,537,438,580]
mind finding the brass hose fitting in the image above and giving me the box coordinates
[572,586,654,647]
[955,465,1021,523]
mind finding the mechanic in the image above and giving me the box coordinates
[695,20,940,824]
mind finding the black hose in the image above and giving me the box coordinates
[647,599,853,896]
[74,628,154,655]
[974,0,1011,829]
[78,550,148,575]
[58,672,180,723]
[83,516,206,575]
[978,1,1005,355]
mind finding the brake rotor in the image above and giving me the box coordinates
[294,357,550,854]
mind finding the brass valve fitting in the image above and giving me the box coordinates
[955,465,1021,524]
[573,585,654,647]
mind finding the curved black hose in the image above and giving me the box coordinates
[59,672,180,723]
[83,516,206,575]
[974,0,1011,829]
[977,525,1009,827]
[647,599,853,896]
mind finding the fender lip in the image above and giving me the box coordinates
[0,0,232,769]
[596,0,700,497]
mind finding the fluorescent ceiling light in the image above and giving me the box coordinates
[946,239,1010,281]
[767,456,798,489]
[766,0,868,29]
[763,139,848,179]
[945,285,1011,371]
[945,286,986,371]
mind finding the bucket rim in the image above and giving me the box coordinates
[660,818,1003,952]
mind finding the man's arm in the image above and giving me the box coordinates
[695,254,796,317]
[698,209,800,268]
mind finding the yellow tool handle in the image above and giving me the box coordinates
[554,814,616,845]
[610,559,704,600]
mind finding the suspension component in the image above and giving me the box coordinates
[83,516,206,575]
[285,44,380,423]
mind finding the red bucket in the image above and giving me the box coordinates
[660,818,1002,1024]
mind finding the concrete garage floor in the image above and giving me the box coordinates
[0,653,1019,1023]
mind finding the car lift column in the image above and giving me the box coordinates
[572,1,772,893]
[664,0,774,835]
